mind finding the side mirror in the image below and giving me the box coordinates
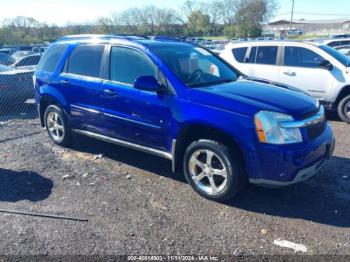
[134,76,161,92]
[319,59,333,70]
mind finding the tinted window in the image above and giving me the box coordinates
[328,41,340,47]
[232,47,247,63]
[340,40,350,46]
[37,44,68,72]
[247,46,257,63]
[255,46,278,65]
[284,46,323,67]
[67,45,104,77]
[149,44,238,87]
[110,47,156,85]
[17,55,41,67]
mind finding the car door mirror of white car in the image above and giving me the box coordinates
[318,59,333,70]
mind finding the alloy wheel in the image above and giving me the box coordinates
[188,149,228,195]
[47,111,65,142]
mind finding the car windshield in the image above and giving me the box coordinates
[149,44,238,87]
[319,45,350,67]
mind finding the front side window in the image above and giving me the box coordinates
[149,44,238,87]
[37,44,68,72]
[67,45,104,78]
[284,46,323,68]
[110,47,157,85]
[255,46,278,65]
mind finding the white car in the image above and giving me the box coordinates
[220,41,350,123]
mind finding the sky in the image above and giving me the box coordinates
[0,0,349,25]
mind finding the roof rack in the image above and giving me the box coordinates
[58,34,130,41]
[151,35,183,42]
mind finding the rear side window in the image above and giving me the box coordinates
[255,46,278,65]
[232,47,247,63]
[67,45,105,78]
[110,47,156,85]
[37,45,67,72]
[284,46,323,68]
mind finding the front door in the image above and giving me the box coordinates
[277,46,333,100]
[101,46,172,150]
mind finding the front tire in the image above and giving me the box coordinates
[44,105,72,146]
[183,140,245,202]
[338,95,350,123]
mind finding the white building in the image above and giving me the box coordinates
[263,18,350,36]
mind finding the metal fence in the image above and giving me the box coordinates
[0,55,39,125]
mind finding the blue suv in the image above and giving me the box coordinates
[34,35,335,201]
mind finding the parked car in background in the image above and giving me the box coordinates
[0,53,40,108]
[0,48,18,55]
[11,51,34,61]
[220,40,350,123]
[34,35,334,201]
[335,45,350,57]
[0,64,35,107]
[204,42,225,54]
[321,38,350,48]
[331,34,350,39]
[12,54,41,70]
[0,53,16,66]
[32,46,47,54]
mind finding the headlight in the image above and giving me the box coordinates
[254,111,302,144]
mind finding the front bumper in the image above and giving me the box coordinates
[240,123,335,186]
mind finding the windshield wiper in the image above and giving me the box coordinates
[188,79,236,88]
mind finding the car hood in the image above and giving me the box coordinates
[190,78,319,119]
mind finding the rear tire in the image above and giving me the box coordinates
[183,139,245,202]
[44,105,72,146]
[338,95,350,123]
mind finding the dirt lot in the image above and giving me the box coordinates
[0,104,349,257]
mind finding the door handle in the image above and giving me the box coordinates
[283,71,296,76]
[103,89,118,97]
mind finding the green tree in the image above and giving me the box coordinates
[233,0,277,37]
[188,10,211,36]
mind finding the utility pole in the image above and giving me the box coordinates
[289,0,295,32]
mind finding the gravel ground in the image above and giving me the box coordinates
[0,105,349,258]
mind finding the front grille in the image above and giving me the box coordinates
[306,117,326,139]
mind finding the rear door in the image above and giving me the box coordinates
[58,44,106,132]
[241,45,280,82]
[277,45,332,99]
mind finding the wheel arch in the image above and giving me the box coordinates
[335,85,350,106]
[39,93,68,127]
[173,123,245,174]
